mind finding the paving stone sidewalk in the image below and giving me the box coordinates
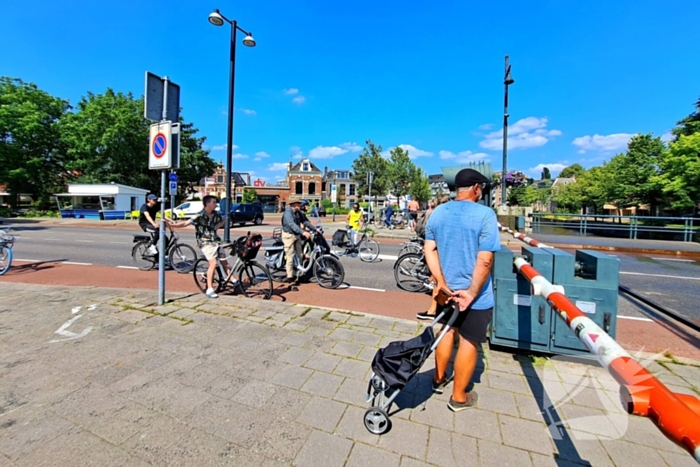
[0,282,698,467]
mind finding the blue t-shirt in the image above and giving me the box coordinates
[425,200,500,309]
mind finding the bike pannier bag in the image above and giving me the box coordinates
[332,229,347,246]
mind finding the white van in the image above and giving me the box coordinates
[171,201,220,219]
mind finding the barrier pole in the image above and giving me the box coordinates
[498,222,552,248]
[513,257,700,463]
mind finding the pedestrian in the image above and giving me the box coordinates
[407,197,420,231]
[415,193,451,320]
[424,168,500,411]
[384,203,394,229]
[345,203,364,246]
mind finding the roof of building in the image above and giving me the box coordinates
[552,177,576,187]
[289,159,322,173]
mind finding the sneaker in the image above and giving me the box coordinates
[416,311,437,321]
[432,375,454,394]
[448,392,478,412]
[146,245,157,256]
[205,288,218,299]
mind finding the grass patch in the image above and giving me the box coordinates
[299,307,312,317]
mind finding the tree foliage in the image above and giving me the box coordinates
[409,167,432,203]
[559,163,586,179]
[387,146,414,198]
[672,97,700,139]
[0,77,70,207]
[541,167,551,180]
[352,140,389,198]
[656,133,700,211]
[242,188,258,203]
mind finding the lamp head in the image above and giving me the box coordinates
[504,65,514,85]
[243,34,256,47]
[208,10,225,26]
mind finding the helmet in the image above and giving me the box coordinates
[302,199,310,206]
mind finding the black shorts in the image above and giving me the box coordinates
[410,211,418,221]
[438,306,493,343]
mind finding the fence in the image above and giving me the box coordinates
[532,213,698,242]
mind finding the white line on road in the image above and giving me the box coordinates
[617,315,654,322]
[620,271,700,281]
[378,254,398,261]
[13,258,41,262]
[75,240,95,243]
[61,261,92,266]
[116,265,139,270]
[349,286,386,293]
[651,257,695,263]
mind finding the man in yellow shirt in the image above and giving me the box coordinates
[345,203,364,246]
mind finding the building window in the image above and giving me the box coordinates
[216,175,224,184]
[308,182,316,195]
[130,197,138,211]
[321,182,326,192]
[302,162,309,171]
[295,181,303,194]
[349,184,356,196]
[339,184,346,196]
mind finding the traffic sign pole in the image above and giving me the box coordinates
[157,77,170,306]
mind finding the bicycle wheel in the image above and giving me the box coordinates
[331,242,347,257]
[0,245,12,275]
[359,238,380,263]
[132,241,156,271]
[375,219,385,229]
[394,252,430,292]
[313,254,345,289]
[193,258,224,293]
[238,261,273,300]
[398,242,422,257]
[169,243,198,273]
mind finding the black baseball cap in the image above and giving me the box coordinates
[455,169,490,188]
[147,194,158,200]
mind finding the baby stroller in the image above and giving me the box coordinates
[364,302,459,434]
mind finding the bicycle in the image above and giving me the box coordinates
[132,225,198,273]
[0,227,15,276]
[393,251,434,293]
[331,225,380,262]
[193,233,273,300]
[398,237,424,256]
[375,214,406,230]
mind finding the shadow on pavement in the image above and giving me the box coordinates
[5,259,67,275]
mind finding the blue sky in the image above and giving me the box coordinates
[2,0,699,183]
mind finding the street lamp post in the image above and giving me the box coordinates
[501,55,515,208]
[332,173,337,222]
[208,9,256,242]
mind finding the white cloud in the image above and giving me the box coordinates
[572,133,635,153]
[381,144,433,159]
[232,153,248,160]
[255,151,271,158]
[480,117,561,150]
[660,132,675,143]
[527,163,568,178]
[292,96,306,104]
[284,88,299,95]
[211,144,239,151]
[308,145,348,159]
[439,150,490,163]
[478,123,493,130]
[339,142,363,152]
[268,162,289,171]
[240,108,257,115]
[293,154,303,160]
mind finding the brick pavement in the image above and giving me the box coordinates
[0,282,698,466]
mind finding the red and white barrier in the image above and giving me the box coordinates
[498,223,552,248]
[514,256,700,463]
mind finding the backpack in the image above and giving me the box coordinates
[415,212,428,238]
[332,229,347,246]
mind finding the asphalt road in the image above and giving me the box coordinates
[6,224,700,326]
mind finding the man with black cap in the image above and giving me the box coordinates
[423,168,500,412]
[138,194,160,255]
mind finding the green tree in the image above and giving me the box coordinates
[559,163,586,179]
[242,188,258,203]
[656,133,700,211]
[541,167,551,180]
[410,167,432,203]
[387,145,414,198]
[0,77,70,208]
[352,140,389,199]
[672,97,700,139]
[175,121,217,197]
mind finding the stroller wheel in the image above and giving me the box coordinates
[364,406,391,435]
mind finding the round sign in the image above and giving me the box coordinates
[152,133,167,158]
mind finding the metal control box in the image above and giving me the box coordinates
[491,246,554,352]
[491,247,619,357]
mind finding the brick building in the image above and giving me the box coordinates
[321,167,358,208]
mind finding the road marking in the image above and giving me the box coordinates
[378,254,398,261]
[14,258,41,262]
[75,240,94,243]
[651,257,695,263]
[617,315,654,322]
[117,265,139,270]
[620,271,700,281]
[49,314,92,343]
[62,261,92,266]
[349,286,386,293]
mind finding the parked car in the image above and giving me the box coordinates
[171,201,220,220]
[230,203,264,226]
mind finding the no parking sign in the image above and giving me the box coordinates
[149,121,172,169]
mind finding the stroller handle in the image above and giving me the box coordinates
[429,302,462,353]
